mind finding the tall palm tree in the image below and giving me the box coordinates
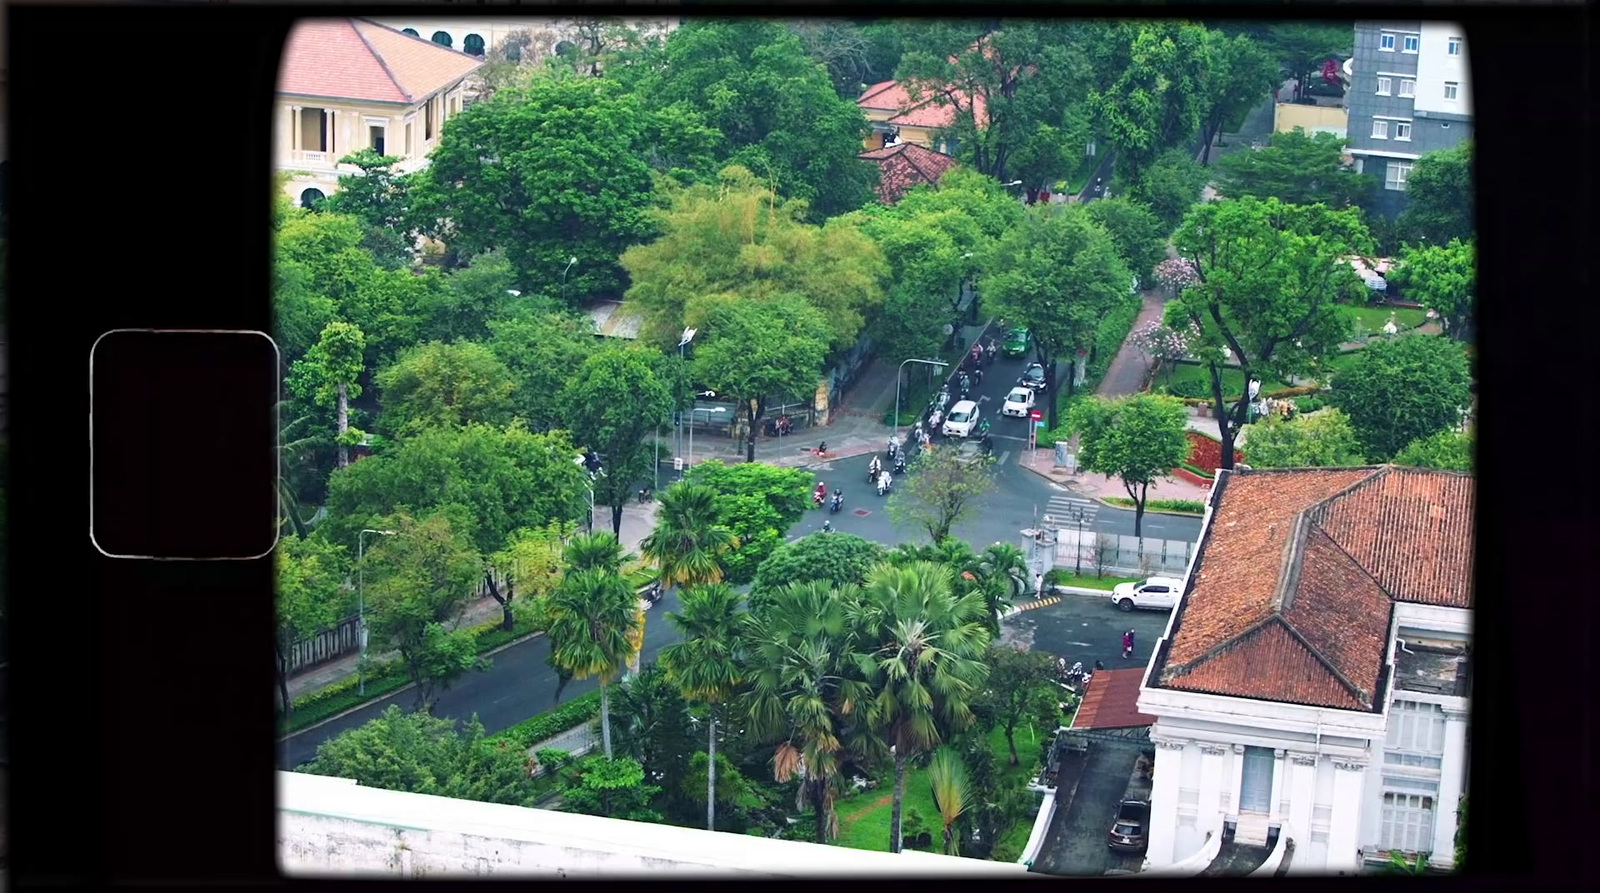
[978,543,1030,600]
[928,746,973,855]
[660,583,745,831]
[853,560,993,853]
[639,483,739,673]
[544,555,639,760]
[564,530,633,573]
[740,579,874,845]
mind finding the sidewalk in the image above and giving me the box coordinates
[285,499,661,702]
[1020,448,1213,505]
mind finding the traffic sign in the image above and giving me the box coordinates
[1030,409,1043,421]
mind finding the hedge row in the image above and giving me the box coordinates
[488,689,604,751]
[1103,497,1206,515]
[281,609,547,736]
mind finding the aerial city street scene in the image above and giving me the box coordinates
[272,15,1474,877]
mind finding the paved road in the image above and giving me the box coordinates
[277,588,687,770]
[998,589,1171,673]
[1033,739,1147,876]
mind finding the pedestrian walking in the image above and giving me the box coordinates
[1035,572,1046,599]
[1122,629,1135,659]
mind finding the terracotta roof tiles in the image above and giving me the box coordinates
[1153,466,1474,711]
[1071,668,1157,729]
[279,18,483,105]
[859,143,959,204]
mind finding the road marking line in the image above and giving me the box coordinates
[998,451,1011,465]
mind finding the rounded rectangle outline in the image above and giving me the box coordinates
[89,328,283,561]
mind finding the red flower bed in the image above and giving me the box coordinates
[1185,430,1242,473]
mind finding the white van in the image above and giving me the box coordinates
[1110,576,1184,612]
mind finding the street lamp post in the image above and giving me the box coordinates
[677,328,697,473]
[1247,378,1262,425]
[357,528,397,697]
[895,357,951,449]
[1073,509,1085,576]
[560,256,577,305]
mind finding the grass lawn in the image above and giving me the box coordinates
[1347,304,1430,337]
[833,722,1048,855]
[1047,571,1140,591]
[1159,362,1291,400]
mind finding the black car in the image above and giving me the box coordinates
[1107,799,1150,853]
[1019,363,1048,392]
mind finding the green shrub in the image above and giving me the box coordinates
[1166,377,1208,398]
[489,689,605,751]
[992,840,1023,863]
[1295,396,1326,413]
[1179,462,1214,479]
[1089,295,1142,382]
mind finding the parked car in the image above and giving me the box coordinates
[1019,363,1048,392]
[1110,576,1183,612]
[1001,386,1036,418]
[1107,800,1150,853]
[942,399,981,438]
[1003,326,1031,357]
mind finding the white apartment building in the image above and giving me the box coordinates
[1137,466,1472,875]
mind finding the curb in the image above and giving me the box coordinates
[1095,503,1205,518]
[277,629,547,743]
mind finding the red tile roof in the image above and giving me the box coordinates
[1072,669,1157,730]
[1153,466,1474,711]
[857,78,988,131]
[279,18,483,105]
[859,143,959,204]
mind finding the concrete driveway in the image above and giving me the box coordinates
[1031,739,1148,876]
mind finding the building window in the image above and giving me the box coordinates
[1372,119,1389,139]
[1386,161,1413,191]
[425,98,434,141]
[405,122,414,157]
[1395,122,1412,141]
[1379,33,1396,51]
[464,33,486,57]
[402,28,418,38]
[1399,79,1416,98]
[431,31,453,48]
[1376,77,1392,96]
[1402,35,1420,53]
[1447,37,1462,56]
[299,188,326,210]
[369,125,385,155]
[1380,792,1435,853]
[1444,82,1459,100]
[1388,700,1447,754]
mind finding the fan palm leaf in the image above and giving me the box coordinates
[544,566,639,759]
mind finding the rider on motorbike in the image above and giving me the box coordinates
[877,471,893,495]
[813,482,828,506]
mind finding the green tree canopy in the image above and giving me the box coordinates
[1253,23,1352,101]
[1195,30,1281,165]
[749,532,886,610]
[375,340,518,438]
[690,295,833,462]
[559,345,675,535]
[302,705,540,805]
[620,165,888,351]
[1391,239,1474,341]
[685,462,814,584]
[1127,148,1212,233]
[1215,128,1375,208]
[1090,22,1212,188]
[322,423,590,556]
[414,74,680,304]
[1329,335,1472,461]
[546,548,641,759]
[981,204,1133,427]
[642,20,878,218]
[1392,428,1473,472]
[287,321,368,467]
[1239,408,1366,469]
[1065,394,1190,537]
[558,755,663,823]
[484,311,600,433]
[275,533,350,716]
[362,510,489,713]
[1169,197,1374,469]
[1395,142,1473,247]
[978,644,1060,766]
[1084,197,1169,282]
[323,148,417,268]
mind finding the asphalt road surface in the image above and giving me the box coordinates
[998,591,1172,672]
[277,588,687,770]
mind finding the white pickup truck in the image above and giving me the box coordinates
[1110,576,1184,612]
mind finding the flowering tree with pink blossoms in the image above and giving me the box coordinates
[1153,257,1199,297]
[1132,319,1201,386]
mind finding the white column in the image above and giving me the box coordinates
[323,109,334,155]
[1286,752,1317,849]
[1326,759,1368,875]
[1147,737,1186,867]
[1432,709,1468,866]
[1197,743,1228,837]
[1269,748,1288,822]
[1224,744,1244,815]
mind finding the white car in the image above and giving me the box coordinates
[1110,576,1184,612]
[1001,387,1036,418]
[943,400,980,438]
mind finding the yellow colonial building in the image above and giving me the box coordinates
[276,19,484,208]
